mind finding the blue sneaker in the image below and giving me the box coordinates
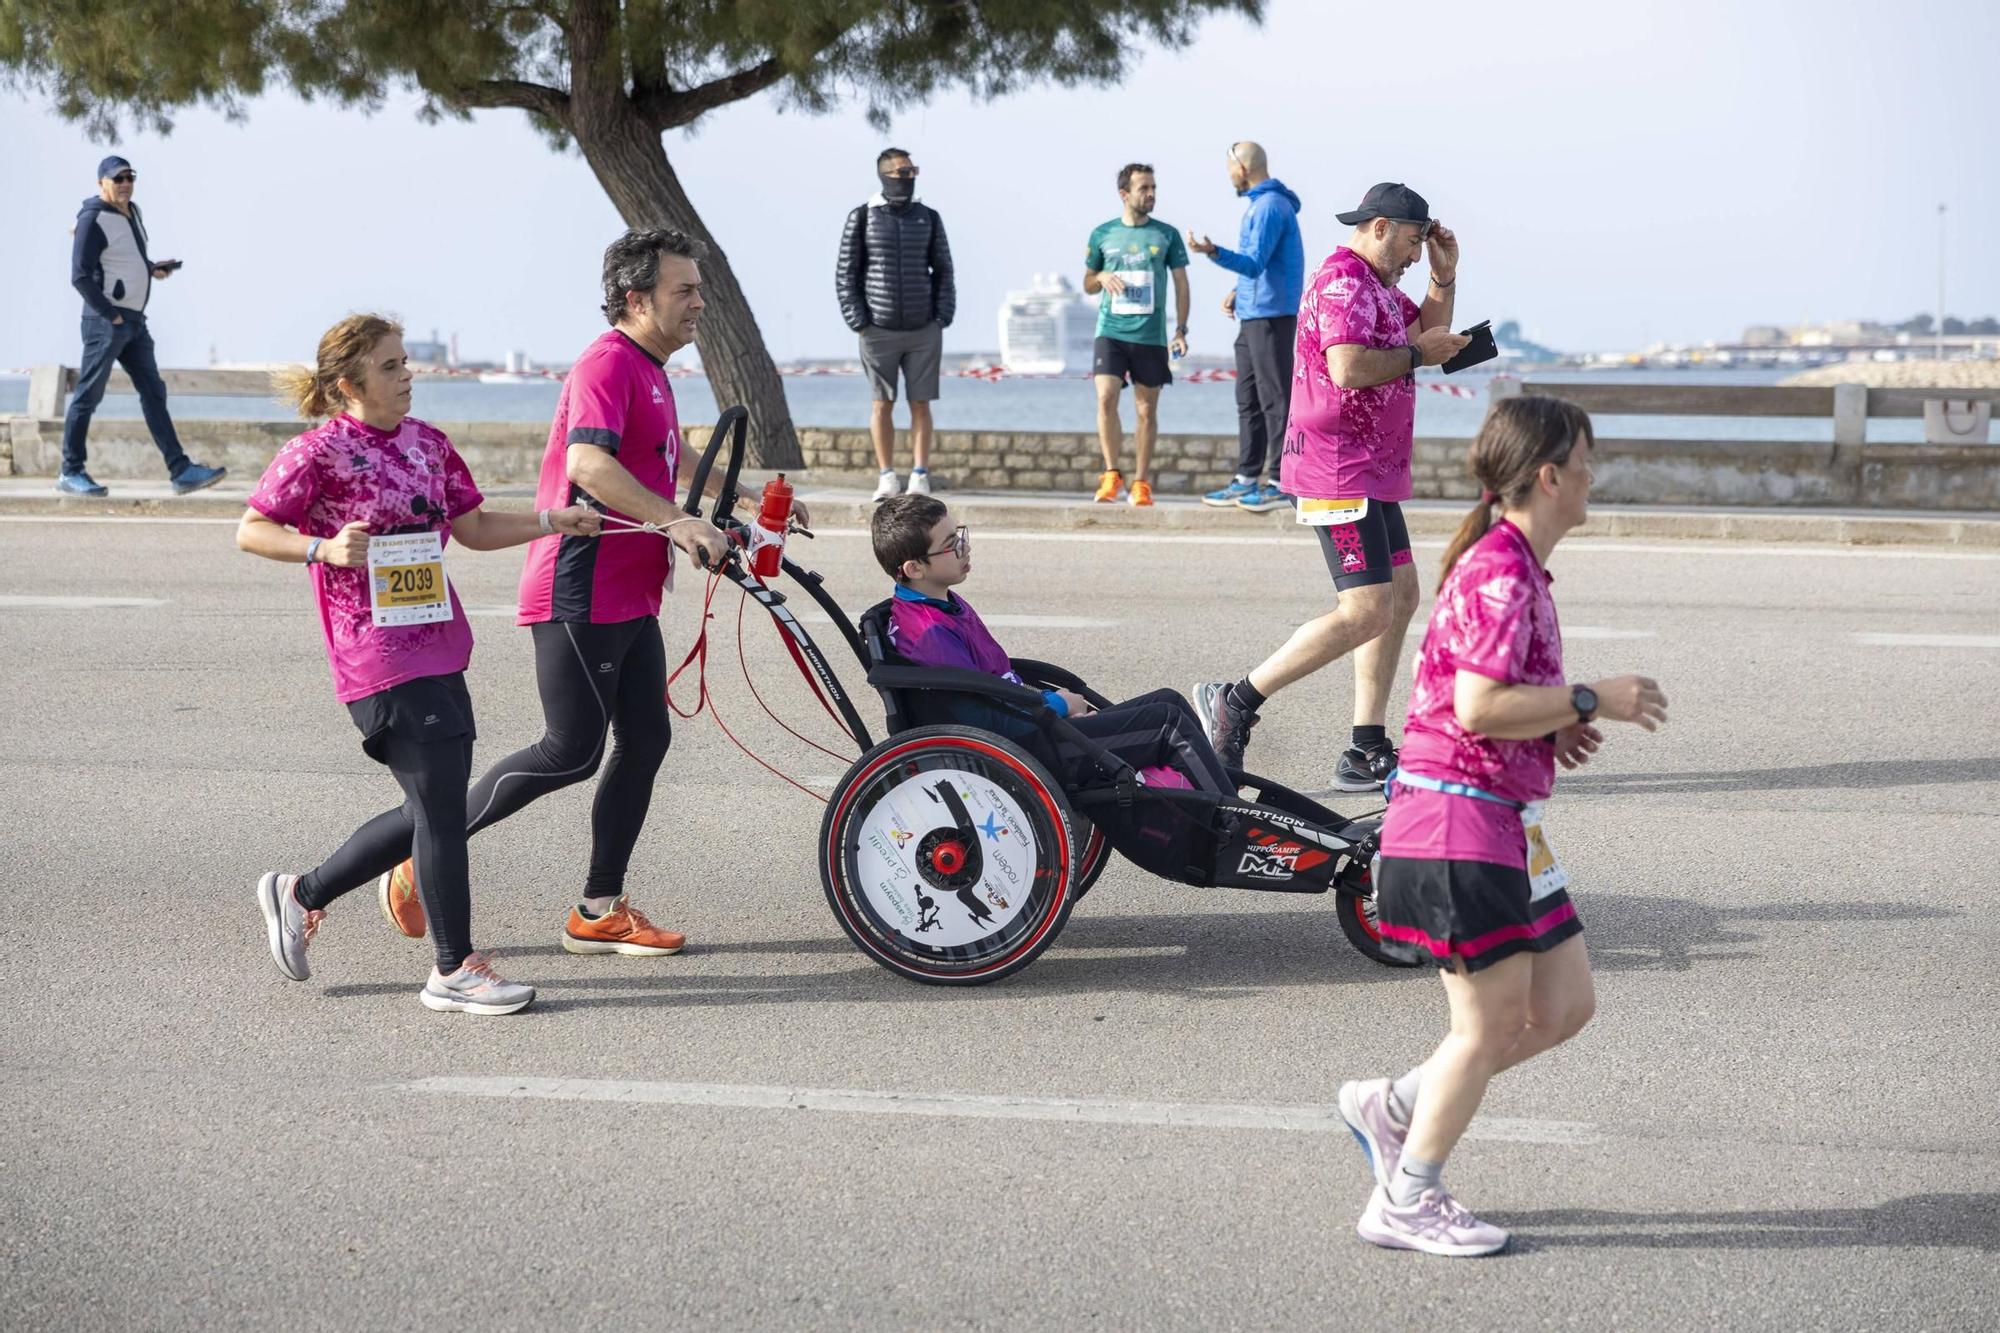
[1202,479,1257,508]
[1235,481,1288,513]
[55,471,109,497]
[170,462,227,495]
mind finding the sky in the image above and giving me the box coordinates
[2,0,1995,370]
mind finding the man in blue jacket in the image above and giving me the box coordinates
[1189,142,1302,513]
[59,155,225,498]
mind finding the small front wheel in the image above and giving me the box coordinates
[821,726,1077,985]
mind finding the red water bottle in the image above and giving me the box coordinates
[750,472,793,577]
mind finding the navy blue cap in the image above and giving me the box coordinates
[1335,182,1429,227]
[97,155,133,180]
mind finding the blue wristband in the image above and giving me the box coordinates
[1040,688,1069,718]
[305,537,324,566]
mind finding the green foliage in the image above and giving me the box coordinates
[1,0,1262,140]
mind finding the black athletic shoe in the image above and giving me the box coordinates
[1332,743,1398,794]
[1194,680,1259,772]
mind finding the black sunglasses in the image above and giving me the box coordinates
[111,172,138,184]
[883,165,919,179]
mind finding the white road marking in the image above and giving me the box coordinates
[782,604,1115,630]
[1853,632,2000,649]
[392,1075,1601,1145]
[2,514,1993,560]
[0,515,239,526]
[793,529,2000,561]
[0,594,168,609]
[1563,627,1657,640]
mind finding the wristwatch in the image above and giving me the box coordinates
[1406,343,1423,374]
[1570,683,1598,724]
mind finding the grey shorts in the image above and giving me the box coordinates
[859,322,943,402]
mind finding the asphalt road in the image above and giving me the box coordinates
[3,513,1997,1331]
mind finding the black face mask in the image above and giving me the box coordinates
[879,173,915,205]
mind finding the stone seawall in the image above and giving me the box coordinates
[6,417,1997,510]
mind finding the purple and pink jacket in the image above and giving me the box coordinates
[887,584,1069,723]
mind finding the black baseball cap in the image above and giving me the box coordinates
[1335,182,1429,226]
[97,155,133,180]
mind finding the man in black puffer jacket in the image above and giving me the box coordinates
[835,147,956,501]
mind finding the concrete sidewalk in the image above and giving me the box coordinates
[3,475,1997,546]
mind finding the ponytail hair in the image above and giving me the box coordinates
[273,313,404,420]
[1438,395,1595,579]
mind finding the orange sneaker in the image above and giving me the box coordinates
[563,896,686,956]
[377,859,426,939]
[1093,469,1124,503]
[1128,478,1155,507]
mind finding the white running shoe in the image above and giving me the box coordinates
[906,470,932,495]
[871,471,901,502]
[420,951,536,1015]
[256,871,324,982]
[1356,1185,1511,1257]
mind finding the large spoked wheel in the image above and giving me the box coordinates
[821,726,1078,985]
[1336,858,1425,968]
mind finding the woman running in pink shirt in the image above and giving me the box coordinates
[1335,395,1669,1256]
[238,314,599,1015]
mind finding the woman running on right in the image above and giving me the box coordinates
[1335,394,1669,1256]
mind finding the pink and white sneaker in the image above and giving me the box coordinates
[1337,1078,1408,1190]
[1356,1185,1510,1257]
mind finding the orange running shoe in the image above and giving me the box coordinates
[1093,469,1123,503]
[377,859,426,939]
[1129,478,1155,507]
[563,896,686,956]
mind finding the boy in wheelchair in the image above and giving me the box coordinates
[868,495,1234,795]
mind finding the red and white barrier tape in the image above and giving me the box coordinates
[4,364,1486,398]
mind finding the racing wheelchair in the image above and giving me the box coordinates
[682,407,1415,985]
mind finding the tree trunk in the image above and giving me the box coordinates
[571,105,804,470]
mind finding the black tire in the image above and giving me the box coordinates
[821,726,1078,985]
[1336,865,1425,968]
[1069,822,1111,901]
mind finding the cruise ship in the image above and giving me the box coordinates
[998,274,1096,376]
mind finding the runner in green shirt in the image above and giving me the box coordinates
[1083,163,1190,507]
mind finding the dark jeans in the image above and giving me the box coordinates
[1233,315,1296,480]
[60,311,189,478]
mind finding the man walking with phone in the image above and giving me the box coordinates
[1189,141,1303,514]
[1197,183,1469,791]
[59,155,226,498]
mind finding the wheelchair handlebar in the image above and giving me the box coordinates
[683,405,749,527]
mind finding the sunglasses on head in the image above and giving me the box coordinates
[111,172,137,184]
[924,525,970,561]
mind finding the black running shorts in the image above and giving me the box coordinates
[1302,499,1413,591]
[1093,336,1173,389]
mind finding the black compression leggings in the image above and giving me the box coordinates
[463,617,672,897]
[297,732,475,974]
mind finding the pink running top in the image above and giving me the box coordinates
[1382,520,1566,867]
[248,413,483,704]
[1280,247,1423,501]
[517,330,683,625]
